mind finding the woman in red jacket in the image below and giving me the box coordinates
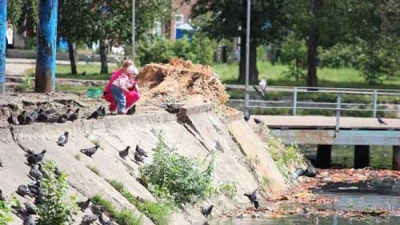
[103,60,141,113]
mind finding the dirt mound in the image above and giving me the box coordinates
[137,58,229,109]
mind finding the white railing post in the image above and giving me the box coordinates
[335,92,342,132]
[372,90,378,118]
[293,87,298,116]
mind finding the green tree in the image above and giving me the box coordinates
[189,0,289,84]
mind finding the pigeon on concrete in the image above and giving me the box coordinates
[7,114,18,125]
[17,110,27,125]
[29,165,43,180]
[38,164,48,179]
[165,104,180,114]
[16,185,33,198]
[201,205,214,218]
[48,113,60,123]
[244,112,251,122]
[135,145,148,157]
[244,189,258,203]
[61,109,72,120]
[254,118,263,124]
[54,167,62,178]
[87,106,103,120]
[99,213,115,225]
[101,106,107,118]
[23,214,36,225]
[36,112,49,123]
[81,214,99,225]
[90,204,105,215]
[80,145,99,158]
[0,189,5,201]
[24,202,37,215]
[27,150,47,166]
[134,151,145,164]
[253,200,259,210]
[127,105,136,115]
[57,131,69,146]
[291,168,305,180]
[57,115,67,123]
[25,115,34,125]
[77,198,91,212]
[119,146,130,159]
[377,115,387,125]
[304,165,317,177]
[68,108,80,122]
[27,180,42,197]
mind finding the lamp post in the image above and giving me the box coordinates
[244,0,251,118]
[132,0,136,59]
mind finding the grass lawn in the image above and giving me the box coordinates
[55,64,118,80]
[213,61,400,89]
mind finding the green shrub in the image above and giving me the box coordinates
[108,179,172,225]
[141,133,215,205]
[91,195,143,225]
[37,160,78,225]
[319,43,360,68]
[0,196,19,224]
[280,35,307,82]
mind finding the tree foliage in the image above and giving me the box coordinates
[0,197,19,225]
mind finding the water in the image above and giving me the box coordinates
[213,176,400,224]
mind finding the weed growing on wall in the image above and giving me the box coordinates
[141,133,215,205]
[0,196,19,224]
[37,160,78,225]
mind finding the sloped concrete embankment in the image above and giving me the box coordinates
[0,104,288,224]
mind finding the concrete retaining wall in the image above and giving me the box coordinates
[0,104,288,224]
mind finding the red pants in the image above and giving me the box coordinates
[103,90,140,112]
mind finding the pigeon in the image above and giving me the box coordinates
[54,167,62,177]
[377,115,387,125]
[253,200,259,210]
[17,110,27,125]
[80,145,99,157]
[29,165,43,180]
[244,112,251,122]
[244,189,257,203]
[134,151,144,164]
[23,214,36,225]
[27,150,47,166]
[0,157,2,167]
[57,115,67,123]
[16,185,33,198]
[36,112,49,123]
[61,109,72,120]
[201,205,214,218]
[254,118,263,124]
[7,114,19,125]
[303,165,317,177]
[135,145,148,157]
[24,202,37,215]
[57,131,69,146]
[48,113,60,123]
[87,106,103,120]
[68,108,80,122]
[119,146,130,159]
[27,180,42,197]
[99,213,114,225]
[77,198,91,212]
[90,204,105,215]
[38,164,49,179]
[25,115,34,125]
[0,189,5,201]
[29,108,42,122]
[81,214,98,225]
[259,78,267,97]
[101,106,107,118]
[165,104,180,114]
[127,105,136,115]
[291,168,305,180]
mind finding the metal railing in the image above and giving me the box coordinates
[226,85,400,130]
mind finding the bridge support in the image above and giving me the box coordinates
[316,145,331,168]
[392,146,400,170]
[354,145,369,169]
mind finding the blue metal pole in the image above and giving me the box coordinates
[0,0,6,97]
[35,0,58,92]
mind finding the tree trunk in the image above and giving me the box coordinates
[99,40,108,74]
[306,0,322,87]
[35,0,58,93]
[238,34,258,84]
[0,0,6,95]
[68,41,77,75]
